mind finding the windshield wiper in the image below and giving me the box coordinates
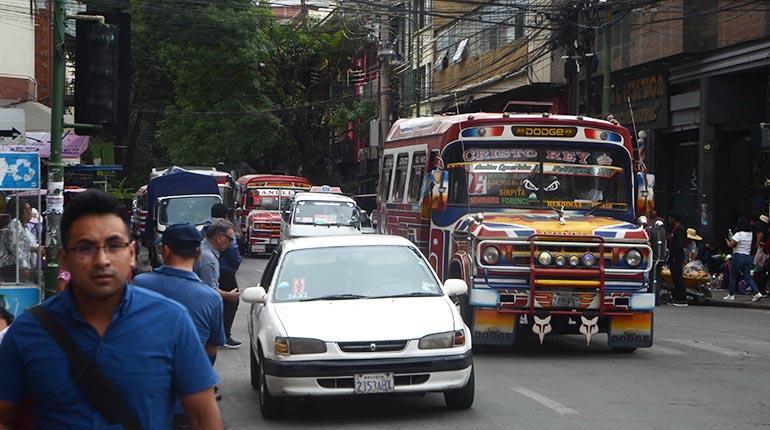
[368,292,442,299]
[583,198,607,217]
[300,294,367,302]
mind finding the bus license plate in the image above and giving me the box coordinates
[354,373,395,394]
[552,294,580,308]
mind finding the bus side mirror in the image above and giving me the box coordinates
[420,169,448,216]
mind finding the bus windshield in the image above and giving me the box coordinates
[245,188,295,211]
[445,143,630,212]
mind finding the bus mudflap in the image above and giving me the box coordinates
[471,308,517,345]
[607,312,653,348]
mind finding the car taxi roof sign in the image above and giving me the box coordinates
[310,185,342,193]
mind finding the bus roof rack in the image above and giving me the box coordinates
[502,100,554,114]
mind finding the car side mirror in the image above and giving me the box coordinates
[444,279,468,296]
[242,286,267,304]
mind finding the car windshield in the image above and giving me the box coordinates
[158,196,221,226]
[272,245,442,302]
[445,143,630,212]
[293,200,360,226]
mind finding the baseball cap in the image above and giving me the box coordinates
[157,223,202,252]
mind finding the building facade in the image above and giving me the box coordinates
[0,0,36,101]
[594,0,770,240]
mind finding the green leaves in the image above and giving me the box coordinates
[125,1,370,186]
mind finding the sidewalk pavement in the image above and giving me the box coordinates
[703,288,770,310]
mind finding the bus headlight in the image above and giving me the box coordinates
[538,251,552,266]
[625,249,643,267]
[555,255,567,267]
[582,253,596,267]
[569,255,580,267]
[481,246,501,265]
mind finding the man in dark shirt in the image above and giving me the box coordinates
[133,223,225,428]
[210,204,242,349]
[0,190,222,429]
[667,211,687,307]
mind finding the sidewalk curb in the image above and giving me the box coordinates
[701,299,770,311]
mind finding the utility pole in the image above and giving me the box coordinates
[602,1,611,116]
[378,7,392,149]
[44,0,66,297]
[413,0,421,117]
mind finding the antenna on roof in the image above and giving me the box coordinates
[502,100,554,114]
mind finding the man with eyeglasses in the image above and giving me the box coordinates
[0,190,222,429]
[194,218,239,306]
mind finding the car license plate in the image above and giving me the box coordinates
[270,238,279,245]
[251,245,265,253]
[552,294,580,308]
[354,373,395,394]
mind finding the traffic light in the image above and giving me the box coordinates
[74,12,130,137]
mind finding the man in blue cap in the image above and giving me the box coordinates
[133,223,226,428]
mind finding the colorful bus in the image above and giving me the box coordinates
[379,113,654,352]
[235,174,312,256]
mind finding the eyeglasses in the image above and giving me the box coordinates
[66,242,132,260]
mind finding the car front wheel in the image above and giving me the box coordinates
[444,366,474,410]
[249,341,259,390]
[257,349,283,419]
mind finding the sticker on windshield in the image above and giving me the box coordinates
[313,214,337,225]
[289,278,308,300]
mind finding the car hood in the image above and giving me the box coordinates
[273,296,455,341]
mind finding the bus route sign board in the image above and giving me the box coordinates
[0,152,40,190]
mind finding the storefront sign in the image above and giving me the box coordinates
[609,71,668,130]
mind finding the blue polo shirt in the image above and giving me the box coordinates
[0,285,218,429]
[133,265,226,348]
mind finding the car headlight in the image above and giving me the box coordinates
[625,249,643,267]
[582,253,596,267]
[274,337,327,355]
[538,251,552,266]
[481,246,500,265]
[555,255,567,267]
[569,255,580,267]
[418,330,465,349]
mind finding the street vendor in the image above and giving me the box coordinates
[685,228,702,263]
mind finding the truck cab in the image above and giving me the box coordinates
[144,167,222,266]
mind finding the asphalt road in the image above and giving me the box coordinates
[215,256,770,430]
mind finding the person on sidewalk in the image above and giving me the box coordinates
[0,190,222,429]
[667,212,688,307]
[209,205,242,349]
[133,223,226,429]
[725,217,765,302]
[685,228,702,263]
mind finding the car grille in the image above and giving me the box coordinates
[337,340,408,353]
[317,374,429,389]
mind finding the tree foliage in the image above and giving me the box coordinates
[123,0,371,187]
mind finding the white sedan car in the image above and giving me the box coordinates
[242,235,474,418]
